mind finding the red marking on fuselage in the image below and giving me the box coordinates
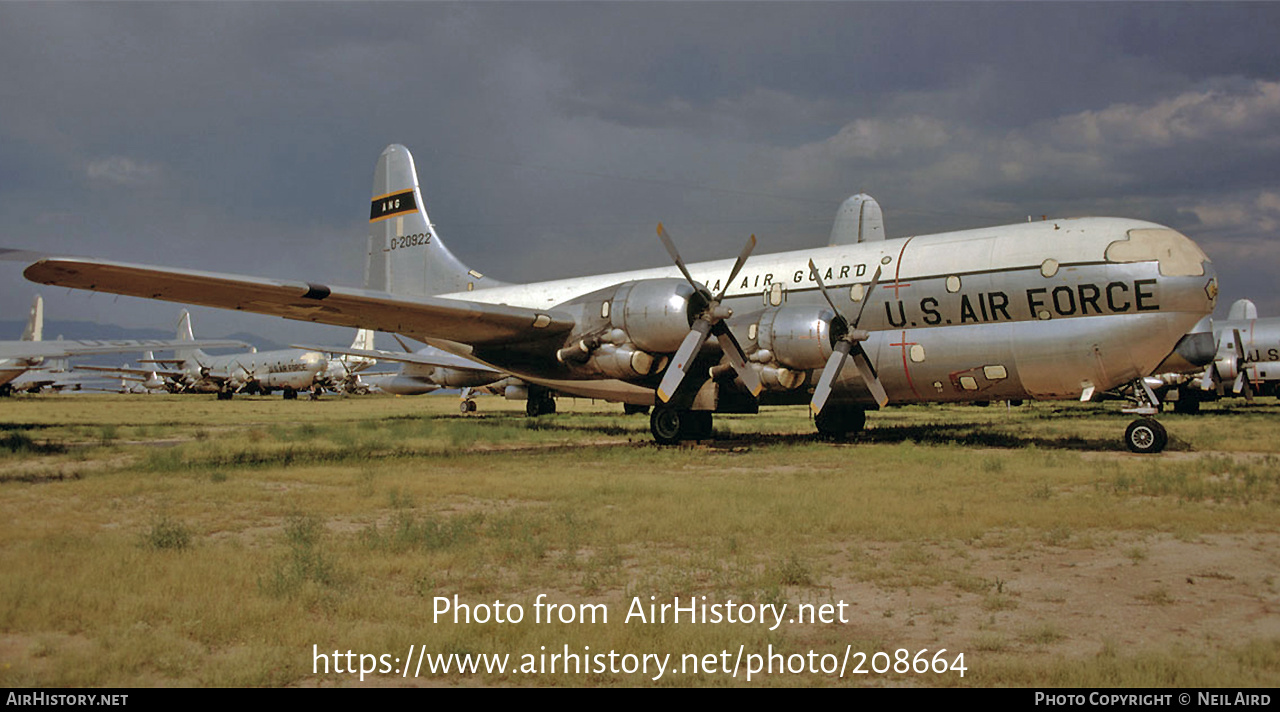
[889,330,924,401]
[890,237,915,299]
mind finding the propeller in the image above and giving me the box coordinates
[655,224,763,402]
[1230,329,1256,402]
[808,260,888,414]
[1201,328,1256,402]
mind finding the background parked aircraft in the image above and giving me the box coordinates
[0,295,247,396]
[1156,299,1280,413]
[294,334,543,412]
[80,311,328,399]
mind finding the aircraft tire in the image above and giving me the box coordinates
[814,405,866,439]
[526,392,555,417]
[283,388,297,400]
[650,406,683,445]
[1124,418,1167,454]
[216,390,233,401]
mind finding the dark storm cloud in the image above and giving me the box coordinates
[1,2,1278,339]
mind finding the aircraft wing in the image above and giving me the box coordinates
[0,338,247,361]
[288,344,503,374]
[74,364,187,380]
[20,256,575,347]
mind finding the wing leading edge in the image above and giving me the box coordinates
[23,257,575,347]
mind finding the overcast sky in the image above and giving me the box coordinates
[2,2,1278,344]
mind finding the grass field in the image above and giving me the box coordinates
[1,393,1278,687]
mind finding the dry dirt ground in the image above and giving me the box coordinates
[809,534,1279,660]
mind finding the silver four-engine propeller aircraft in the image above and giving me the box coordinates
[78,310,328,399]
[12,145,1219,452]
[1157,298,1280,412]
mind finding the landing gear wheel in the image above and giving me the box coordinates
[814,405,866,439]
[650,406,683,445]
[216,390,233,401]
[282,388,297,400]
[1124,418,1167,454]
[526,392,556,417]
[460,400,477,413]
[650,407,712,444]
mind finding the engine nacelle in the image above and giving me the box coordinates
[1213,354,1239,382]
[551,278,699,380]
[610,279,701,354]
[753,305,839,371]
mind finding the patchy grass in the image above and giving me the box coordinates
[0,395,1278,686]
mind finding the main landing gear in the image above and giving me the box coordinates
[813,404,867,440]
[649,405,712,445]
[459,387,478,413]
[1122,378,1168,454]
[526,389,557,417]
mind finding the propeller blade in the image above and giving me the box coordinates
[808,259,841,315]
[657,223,698,289]
[716,234,757,301]
[810,341,852,416]
[1200,363,1216,391]
[850,345,889,408]
[657,319,713,402]
[712,322,762,397]
[850,265,883,329]
[1230,328,1255,401]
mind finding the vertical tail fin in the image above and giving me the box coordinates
[1227,299,1258,321]
[350,328,375,351]
[174,310,206,365]
[365,144,505,297]
[828,194,886,246]
[342,328,377,373]
[21,295,43,341]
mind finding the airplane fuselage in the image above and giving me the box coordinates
[427,217,1215,407]
[182,349,326,393]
